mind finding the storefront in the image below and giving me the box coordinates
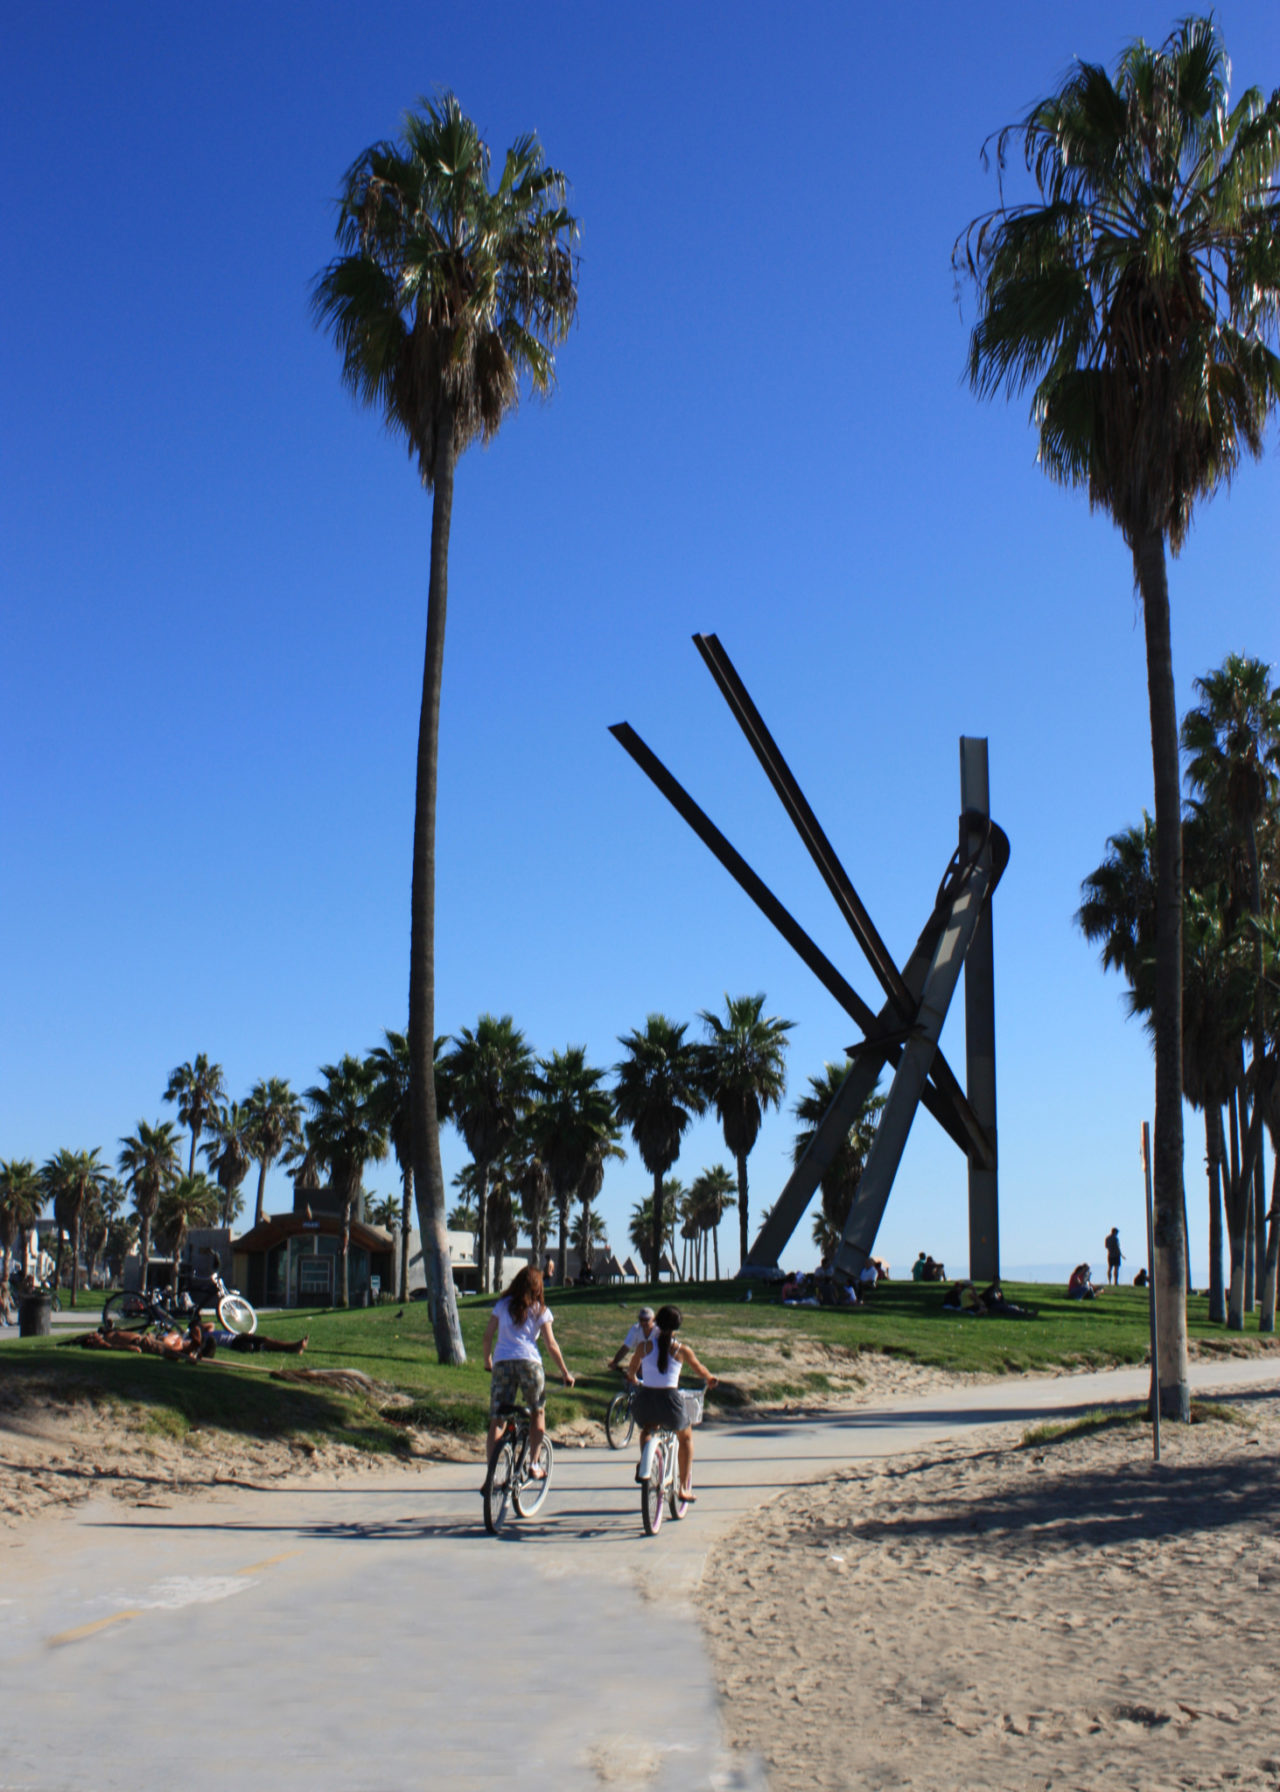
[231,1213,395,1308]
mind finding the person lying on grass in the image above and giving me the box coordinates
[482,1265,575,1481]
[627,1304,717,1504]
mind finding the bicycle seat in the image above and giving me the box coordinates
[494,1402,527,1418]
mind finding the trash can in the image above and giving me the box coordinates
[19,1292,53,1338]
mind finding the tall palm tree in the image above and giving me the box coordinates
[444,1017,535,1294]
[530,1047,617,1286]
[614,1016,708,1282]
[369,1029,449,1302]
[575,1115,625,1282]
[155,1173,220,1281]
[628,1182,678,1273]
[243,1077,305,1230]
[958,19,1280,1418]
[40,1148,106,1307]
[368,1193,401,1233]
[511,1124,553,1270]
[0,1159,42,1285]
[687,1164,736,1281]
[700,993,793,1270]
[164,1055,226,1178]
[793,1065,886,1263]
[118,1120,182,1290]
[312,94,578,1365]
[1184,654,1280,1309]
[202,1099,253,1229]
[303,1055,389,1308]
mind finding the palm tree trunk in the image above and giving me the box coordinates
[137,1205,153,1292]
[476,1162,490,1297]
[1245,1177,1256,1311]
[398,1163,413,1304]
[1136,529,1189,1418]
[70,1199,83,1309]
[254,1158,269,1229]
[557,1188,569,1286]
[339,1196,352,1308]
[650,1170,664,1284]
[1207,1107,1226,1323]
[409,407,466,1365]
[736,1151,749,1272]
[1258,1150,1280,1334]
[713,1221,720,1282]
[1227,1088,1246,1328]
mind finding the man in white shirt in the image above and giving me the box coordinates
[608,1305,655,1371]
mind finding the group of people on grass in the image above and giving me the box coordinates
[776,1256,887,1309]
[483,1270,716,1505]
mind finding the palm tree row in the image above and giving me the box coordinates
[959,16,1280,1420]
[1079,653,1280,1335]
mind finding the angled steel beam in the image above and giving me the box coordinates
[745,1050,886,1271]
[744,842,1001,1271]
[693,632,914,1017]
[691,632,989,1167]
[609,722,975,1159]
[832,842,999,1279]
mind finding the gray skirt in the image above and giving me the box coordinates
[632,1385,690,1432]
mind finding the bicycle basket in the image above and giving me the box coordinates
[681,1388,705,1428]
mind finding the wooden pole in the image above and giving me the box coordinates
[1142,1120,1161,1464]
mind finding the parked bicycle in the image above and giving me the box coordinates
[605,1380,637,1450]
[102,1270,256,1338]
[637,1388,704,1536]
[482,1398,554,1535]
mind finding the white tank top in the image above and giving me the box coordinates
[639,1333,681,1388]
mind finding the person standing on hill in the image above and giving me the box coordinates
[1105,1228,1123,1287]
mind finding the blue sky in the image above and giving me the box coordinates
[4,0,1278,1284]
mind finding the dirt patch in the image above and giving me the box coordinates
[698,1388,1280,1792]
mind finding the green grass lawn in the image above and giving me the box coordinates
[2,1279,1274,1461]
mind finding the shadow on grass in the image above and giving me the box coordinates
[0,1352,411,1457]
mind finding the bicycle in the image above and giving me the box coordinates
[605,1380,637,1450]
[637,1387,705,1536]
[102,1271,256,1338]
[482,1399,554,1536]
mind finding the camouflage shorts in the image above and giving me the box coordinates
[490,1357,546,1417]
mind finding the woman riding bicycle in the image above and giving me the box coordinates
[627,1304,716,1503]
[482,1265,575,1478]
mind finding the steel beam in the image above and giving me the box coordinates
[832,841,999,1278]
[609,722,977,1160]
[691,633,991,1175]
[745,1050,887,1271]
[961,737,1000,1283]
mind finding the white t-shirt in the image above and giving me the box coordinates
[492,1296,552,1363]
[623,1321,651,1349]
[638,1335,682,1388]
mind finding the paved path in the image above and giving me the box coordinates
[1,1356,1275,1792]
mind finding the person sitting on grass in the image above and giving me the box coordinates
[942,1280,986,1314]
[482,1265,575,1482]
[982,1282,1029,1318]
[1067,1264,1100,1300]
[627,1304,717,1505]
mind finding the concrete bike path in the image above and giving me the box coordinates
[1,1355,1275,1792]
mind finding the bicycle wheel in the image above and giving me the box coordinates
[641,1440,666,1536]
[483,1438,519,1536]
[513,1438,553,1516]
[217,1293,257,1335]
[605,1390,634,1451]
[102,1290,151,1329]
[668,1471,689,1522]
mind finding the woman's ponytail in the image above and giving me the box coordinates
[655,1304,682,1374]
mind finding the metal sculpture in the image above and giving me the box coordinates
[611,634,1008,1281]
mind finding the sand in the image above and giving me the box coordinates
[697,1385,1280,1792]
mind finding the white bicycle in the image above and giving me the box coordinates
[637,1387,705,1536]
